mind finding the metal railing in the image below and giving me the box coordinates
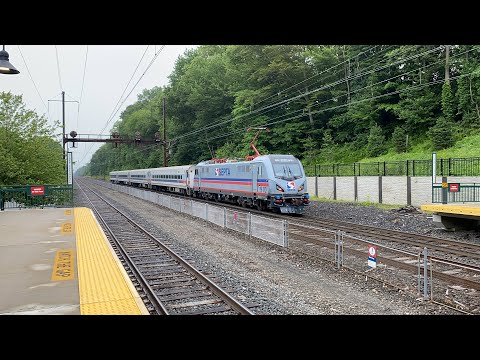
[305,157,480,177]
[432,183,480,203]
[0,184,73,210]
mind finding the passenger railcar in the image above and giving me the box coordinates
[110,166,190,194]
[149,165,191,194]
[110,170,130,185]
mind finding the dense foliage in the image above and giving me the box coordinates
[0,92,65,185]
[86,45,480,175]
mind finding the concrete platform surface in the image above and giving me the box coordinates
[0,207,149,315]
[0,208,79,314]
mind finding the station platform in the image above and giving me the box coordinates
[0,207,149,315]
[421,203,480,230]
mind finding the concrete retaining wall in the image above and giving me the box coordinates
[309,176,480,206]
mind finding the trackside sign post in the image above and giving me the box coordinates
[367,245,377,268]
[67,152,73,185]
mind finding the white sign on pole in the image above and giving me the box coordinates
[367,245,377,268]
[67,152,73,185]
[432,152,437,184]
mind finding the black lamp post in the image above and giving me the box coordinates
[0,45,20,74]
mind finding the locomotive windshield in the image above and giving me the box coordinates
[273,163,303,180]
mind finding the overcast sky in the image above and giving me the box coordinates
[0,45,197,171]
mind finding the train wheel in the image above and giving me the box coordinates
[256,200,266,211]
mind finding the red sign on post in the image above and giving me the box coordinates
[31,186,45,196]
[449,183,460,192]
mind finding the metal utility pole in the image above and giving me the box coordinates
[445,45,450,84]
[50,92,77,164]
[62,91,66,160]
[163,97,167,167]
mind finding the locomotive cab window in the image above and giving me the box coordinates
[273,162,303,179]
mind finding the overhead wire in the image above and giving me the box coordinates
[174,45,395,143]
[251,45,383,109]
[76,45,166,168]
[102,45,447,166]
[91,45,458,170]
[171,45,443,143]
[101,45,150,135]
[76,45,151,167]
[100,45,166,135]
[90,46,398,170]
[172,55,471,154]
[173,73,466,153]
[16,45,49,115]
[54,45,63,91]
[76,45,89,133]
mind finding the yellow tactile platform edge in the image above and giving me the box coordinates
[421,204,480,216]
[74,207,149,315]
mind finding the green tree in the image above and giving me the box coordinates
[366,123,386,157]
[302,136,318,165]
[320,129,335,162]
[0,91,64,185]
[391,126,408,153]
[429,116,454,150]
[441,82,456,122]
[455,45,480,128]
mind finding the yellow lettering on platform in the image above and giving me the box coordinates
[51,250,75,281]
[61,222,73,234]
[64,209,72,216]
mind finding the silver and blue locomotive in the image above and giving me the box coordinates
[189,154,309,214]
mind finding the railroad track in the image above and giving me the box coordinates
[287,224,480,291]
[88,178,480,263]
[84,178,480,291]
[75,179,254,315]
[292,215,480,262]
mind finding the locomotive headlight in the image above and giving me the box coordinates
[276,184,284,192]
[298,183,305,191]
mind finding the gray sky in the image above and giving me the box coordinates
[0,45,197,171]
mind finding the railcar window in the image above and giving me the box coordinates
[273,163,303,179]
